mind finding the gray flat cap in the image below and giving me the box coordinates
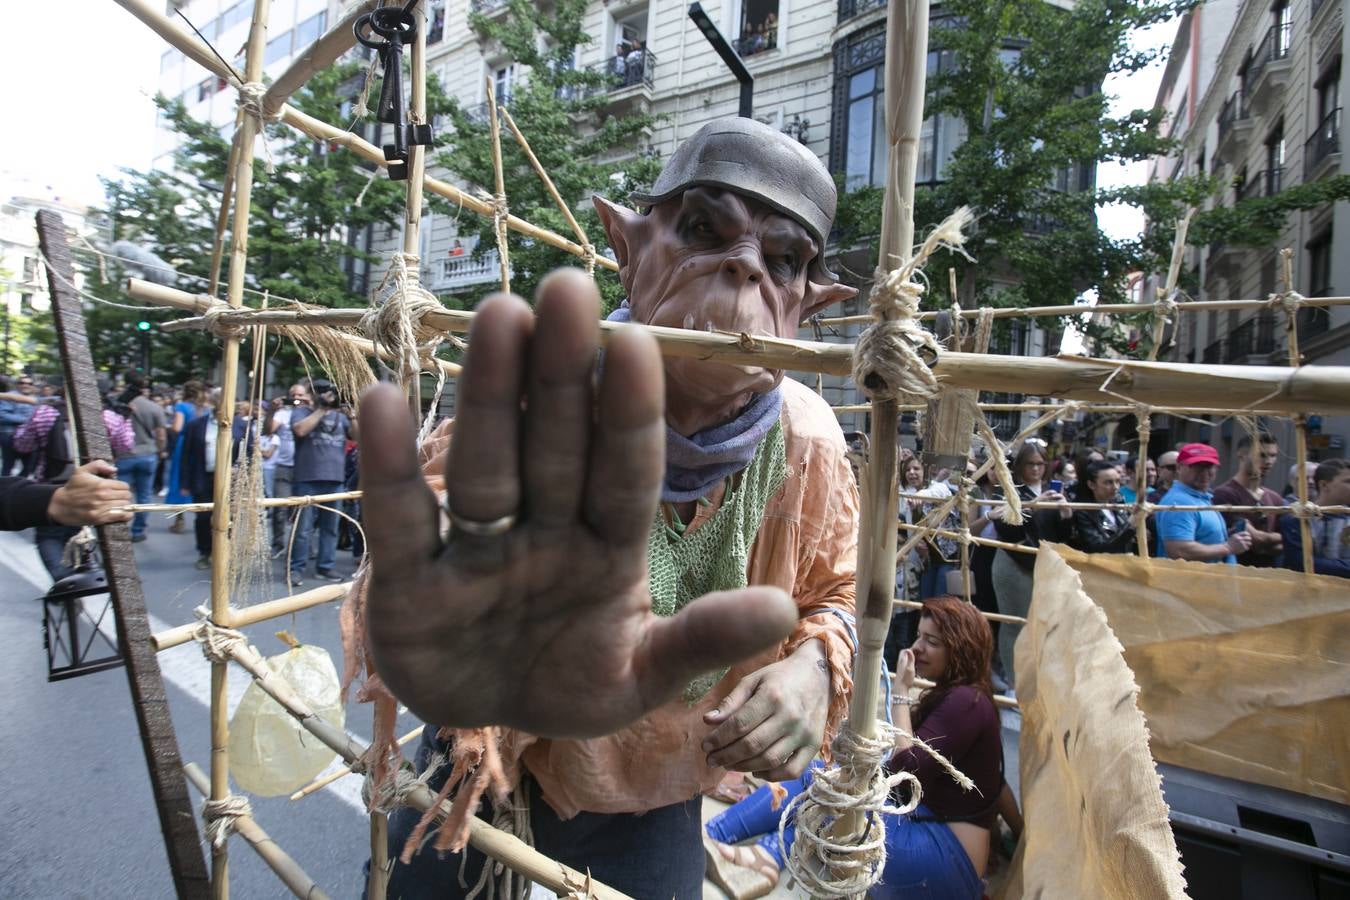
[630,117,839,282]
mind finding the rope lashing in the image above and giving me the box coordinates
[783,723,974,898]
[202,793,253,849]
[193,607,248,664]
[360,253,446,383]
[237,81,282,175]
[1153,291,1180,321]
[1287,500,1321,520]
[202,304,251,340]
[852,207,975,402]
[362,756,442,816]
[580,241,598,277]
[1266,289,1306,316]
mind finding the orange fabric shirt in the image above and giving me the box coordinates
[417,377,859,818]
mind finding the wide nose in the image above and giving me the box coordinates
[719,244,765,289]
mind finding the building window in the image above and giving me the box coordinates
[293,12,327,52]
[1264,118,1284,194]
[1309,230,1333,297]
[197,78,214,103]
[493,64,515,104]
[831,24,961,191]
[735,0,779,57]
[428,0,445,44]
[1273,0,1292,55]
[264,31,291,66]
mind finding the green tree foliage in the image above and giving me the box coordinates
[434,0,663,311]
[832,0,1350,356]
[82,61,431,385]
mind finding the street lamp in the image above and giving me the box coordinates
[687,2,753,118]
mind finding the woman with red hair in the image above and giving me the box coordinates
[705,596,1013,899]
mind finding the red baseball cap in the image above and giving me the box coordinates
[1177,443,1220,466]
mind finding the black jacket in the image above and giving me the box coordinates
[1070,499,1138,554]
[992,483,1069,571]
[0,476,56,531]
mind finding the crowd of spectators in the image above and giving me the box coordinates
[885,429,1348,692]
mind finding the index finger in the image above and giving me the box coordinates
[359,383,441,573]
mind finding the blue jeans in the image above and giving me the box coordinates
[116,454,157,537]
[378,728,705,899]
[290,479,341,576]
[706,764,984,900]
[920,560,953,601]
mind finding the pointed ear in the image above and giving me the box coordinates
[800,281,858,322]
[592,195,646,273]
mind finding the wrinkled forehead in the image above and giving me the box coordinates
[654,187,815,247]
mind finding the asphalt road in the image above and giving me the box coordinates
[0,517,384,899]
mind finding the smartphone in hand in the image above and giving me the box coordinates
[1048,479,1063,493]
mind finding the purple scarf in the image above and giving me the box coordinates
[608,304,783,502]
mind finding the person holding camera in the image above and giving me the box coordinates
[287,378,352,587]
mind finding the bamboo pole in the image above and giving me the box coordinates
[224,641,633,900]
[111,0,617,274]
[290,726,425,801]
[836,0,932,862]
[814,292,1350,326]
[152,584,350,652]
[182,763,331,900]
[260,1,380,118]
[1279,249,1317,576]
[208,4,271,893]
[896,521,1037,555]
[125,280,461,378]
[485,79,510,294]
[130,299,1350,415]
[894,598,1025,625]
[499,107,594,264]
[209,125,242,297]
[1134,408,1152,559]
[401,4,431,422]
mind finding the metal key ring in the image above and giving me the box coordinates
[353,8,416,51]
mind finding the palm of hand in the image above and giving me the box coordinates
[360,272,797,739]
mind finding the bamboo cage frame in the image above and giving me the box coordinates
[88,0,1350,894]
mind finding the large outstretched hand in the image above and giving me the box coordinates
[359,270,798,739]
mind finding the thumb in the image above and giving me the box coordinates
[634,586,797,717]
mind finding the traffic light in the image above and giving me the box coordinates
[136,320,152,331]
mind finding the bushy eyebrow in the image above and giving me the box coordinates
[761,222,815,257]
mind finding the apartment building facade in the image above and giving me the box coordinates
[1142,0,1346,467]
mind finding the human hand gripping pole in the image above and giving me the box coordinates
[358,269,799,738]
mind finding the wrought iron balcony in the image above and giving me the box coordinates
[582,47,656,97]
[1248,23,1291,84]
[838,0,886,24]
[1305,108,1341,178]
[1202,339,1224,364]
[1216,91,1251,153]
[1225,313,1277,362]
[1238,168,1281,202]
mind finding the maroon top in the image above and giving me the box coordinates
[886,684,1003,828]
[1211,478,1285,567]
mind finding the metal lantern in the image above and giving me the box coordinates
[40,566,124,682]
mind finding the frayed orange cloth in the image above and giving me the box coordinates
[350,378,858,850]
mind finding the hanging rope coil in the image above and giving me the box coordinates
[783,723,974,898]
[852,207,974,402]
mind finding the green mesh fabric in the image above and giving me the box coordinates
[647,421,787,702]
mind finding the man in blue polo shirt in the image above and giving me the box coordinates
[1155,442,1253,564]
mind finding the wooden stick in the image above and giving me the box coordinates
[118,489,365,516]
[131,300,1350,414]
[182,763,332,900]
[402,3,431,420]
[369,812,389,900]
[210,5,271,893]
[111,0,617,274]
[894,598,1025,625]
[290,726,425,801]
[1147,212,1192,362]
[1134,408,1152,559]
[224,641,633,899]
[125,280,461,378]
[485,78,510,294]
[152,584,349,652]
[500,107,593,259]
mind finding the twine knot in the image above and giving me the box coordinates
[202,305,250,340]
[851,208,974,403]
[237,81,280,174]
[193,608,247,664]
[1266,290,1305,316]
[1288,500,1320,520]
[363,755,443,816]
[202,794,252,849]
[1153,291,1179,321]
[581,241,598,276]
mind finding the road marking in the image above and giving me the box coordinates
[0,531,367,814]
